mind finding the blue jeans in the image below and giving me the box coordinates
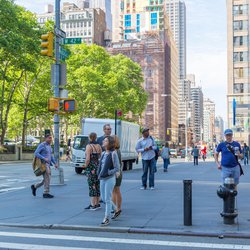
[100,176,116,219]
[221,166,240,185]
[163,158,170,170]
[142,158,155,188]
[244,155,249,165]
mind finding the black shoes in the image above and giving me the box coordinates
[112,210,121,220]
[43,193,54,199]
[31,185,36,196]
[100,218,110,226]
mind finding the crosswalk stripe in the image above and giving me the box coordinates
[0,231,250,249]
[0,242,105,250]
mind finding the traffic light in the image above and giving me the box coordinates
[63,99,76,112]
[41,32,54,57]
[48,98,59,111]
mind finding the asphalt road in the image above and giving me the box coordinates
[1,158,250,250]
[0,226,250,250]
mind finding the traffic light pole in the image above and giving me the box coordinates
[53,0,64,184]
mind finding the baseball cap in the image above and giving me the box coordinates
[224,129,233,135]
[142,128,149,133]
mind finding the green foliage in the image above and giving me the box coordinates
[66,44,147,119]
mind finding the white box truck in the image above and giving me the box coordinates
[71,118,140,174]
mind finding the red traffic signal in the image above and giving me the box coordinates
[63,99,76,112]
[116,110,122,117]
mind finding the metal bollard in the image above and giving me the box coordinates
[183,180,192,226]
[217,177,238,225]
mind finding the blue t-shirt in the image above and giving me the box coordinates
[216,141,242,168]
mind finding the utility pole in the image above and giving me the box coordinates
[53,0,64,184]
[185,97,189,162]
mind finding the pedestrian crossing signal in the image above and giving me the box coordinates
[63,99,76,112]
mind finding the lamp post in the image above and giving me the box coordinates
[184,96,189,162]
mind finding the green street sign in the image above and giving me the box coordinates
[63,37,82,45]
[60,47,70,57]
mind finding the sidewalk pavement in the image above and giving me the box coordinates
[1,159,250,238]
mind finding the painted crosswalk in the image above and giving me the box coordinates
[0,231,250,250]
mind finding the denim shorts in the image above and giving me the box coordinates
[221,165,240,185]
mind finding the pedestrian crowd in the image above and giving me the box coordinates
[31,124,248,226]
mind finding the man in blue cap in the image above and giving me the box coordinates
[214,129,243,186]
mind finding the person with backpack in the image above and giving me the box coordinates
[84,132,102,210]
[31,134,58,198]
[215,129,243,186]
[161,142,170,172]
[136,128,157,190]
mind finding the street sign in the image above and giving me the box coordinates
[60,47,70,57]
[63,37,82,45]
[54,27,66,38]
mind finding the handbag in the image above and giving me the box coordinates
[32,157,46,176]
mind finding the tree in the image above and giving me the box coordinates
[0,0,42,144]
[66,44,147,124]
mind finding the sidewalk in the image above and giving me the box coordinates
[1,160,250,238]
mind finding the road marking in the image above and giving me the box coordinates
[0,187,25,193]
[0,242,104,250]
[0,231,250,249]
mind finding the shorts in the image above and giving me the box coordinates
[115,173,122,187]
[221,165,240,185]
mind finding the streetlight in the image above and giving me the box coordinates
[184,96,189,162]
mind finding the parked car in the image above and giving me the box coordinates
[3,139,16,145]
[170,149,178,158]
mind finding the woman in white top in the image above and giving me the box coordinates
[161,142,170,172]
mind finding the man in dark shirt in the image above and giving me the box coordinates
[215,129,243,186]
[97,124,112,150]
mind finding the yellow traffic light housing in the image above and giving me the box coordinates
[41,32,54,57]
[48,98,59,111]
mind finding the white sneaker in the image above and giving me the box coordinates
[140,186,146,190]
[150,187,155,190]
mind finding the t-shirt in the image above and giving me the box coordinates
[216,141,242,168]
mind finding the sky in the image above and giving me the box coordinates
[15,0,228,120]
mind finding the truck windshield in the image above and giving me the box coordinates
[73,136,89,150]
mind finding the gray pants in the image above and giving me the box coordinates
[35,165,51,194]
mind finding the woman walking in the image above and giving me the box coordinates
[161,142,170,172]
[112,135,122,219]
[98,136,120,226]
[84,132,102,210]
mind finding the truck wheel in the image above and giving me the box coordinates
[128,161,133,170]
[123,161,128,171]
[75,167,83,174]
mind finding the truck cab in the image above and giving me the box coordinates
[71,135,89,174]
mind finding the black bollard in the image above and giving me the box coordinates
[183,180,192,226]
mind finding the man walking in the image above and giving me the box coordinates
[136,128,157,190]
[192,146,199,166]
[97,124,112,149]
[243,143,249,166]
[31,134,58,198]
[214,129,243,186]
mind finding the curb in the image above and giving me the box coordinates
[0,223,250,239]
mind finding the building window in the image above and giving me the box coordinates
[233,4,248,15]
[124,14,131,27]
[151,12,158,25]
[234,83,244,93]
[234,52,248,62]
[233,20,248,31]
[234,36,248,47]
[234,67,248,78]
